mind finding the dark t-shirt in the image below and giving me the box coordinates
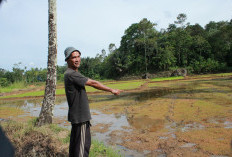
[64,68,91,124]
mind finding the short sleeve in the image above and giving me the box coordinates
[69,71,88,88]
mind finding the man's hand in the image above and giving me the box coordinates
[111,89,122,95]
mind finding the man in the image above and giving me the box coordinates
[64,47,121,157]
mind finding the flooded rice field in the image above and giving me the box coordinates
[0,77,232,156]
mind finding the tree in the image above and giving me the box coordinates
[166,14,193,67]
[190,35,211,60]
[109,43,117,53]
[12,62,24,82]
[136,18,157,75]
[206,21,232,65]
[174,13,188,28]
[36,0,57,126]
[186,24,206,37]
[102,48,125,78]
[119,19,158,75]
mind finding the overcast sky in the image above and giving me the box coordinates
[0,0,232,71]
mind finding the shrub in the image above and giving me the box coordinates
[0,77,9,87]
[190,58,227,73]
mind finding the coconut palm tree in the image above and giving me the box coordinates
[36,0,57,126]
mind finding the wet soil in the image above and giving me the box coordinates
[1,74,230,101]
[1,75,232,156]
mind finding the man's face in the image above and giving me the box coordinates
[67,51,81,69]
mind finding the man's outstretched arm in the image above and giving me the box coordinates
[85,79,121,95]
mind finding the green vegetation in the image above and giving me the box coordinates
[1,13,232,89]
[0,80,146,98]
[1,90,45,99]
[78,14,232,79]
[192,72,232,78]
[0,81,28,93]
[49,123,66,133]
[1,119,122,157]
[1,72,232,99]
[150,76,184,81]
[90,140,122,157]
[87,80,145,92]
[0,63,48,88]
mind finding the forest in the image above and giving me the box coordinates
[0,13,232,86]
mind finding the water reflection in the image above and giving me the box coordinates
[0,97,68,120]
[127,115,165,132]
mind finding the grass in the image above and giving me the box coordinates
[0,80,146,99]
[0,119,122,157]
[86,80,145,92]
[0,81,46,93]
[0,106,24,118]
[0,82,28,93]
[90,140,122,157]
[1,90,45,98]
[150,76,184,82]
[190,72,232,78]
[1,72,231,99]
[49,123,66,133]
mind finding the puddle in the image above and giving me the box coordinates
[180,143,196,148]
[0,98,141,156]
[224,121,232,128]
[159,136,169,140]
[181,122,205,132]
[127,115,165,132]
[91,109,131,143]
[133,88,177,101]
[117,144,146,157]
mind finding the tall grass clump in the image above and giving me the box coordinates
[1,119,122,157]
[0,119,69,156]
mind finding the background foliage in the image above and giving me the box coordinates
[1,13,232,87]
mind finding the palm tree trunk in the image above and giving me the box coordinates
[36,0,57,126]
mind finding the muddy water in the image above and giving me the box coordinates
[1,77,232,156]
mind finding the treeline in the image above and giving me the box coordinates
[80,13,232,79]
[0,63,67,87]
[1,13,232,87]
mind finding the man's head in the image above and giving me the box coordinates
[64,47,81,70]
[64,47,81,61]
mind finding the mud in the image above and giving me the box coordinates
[88,77,232,156]
[1,75,232,156]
